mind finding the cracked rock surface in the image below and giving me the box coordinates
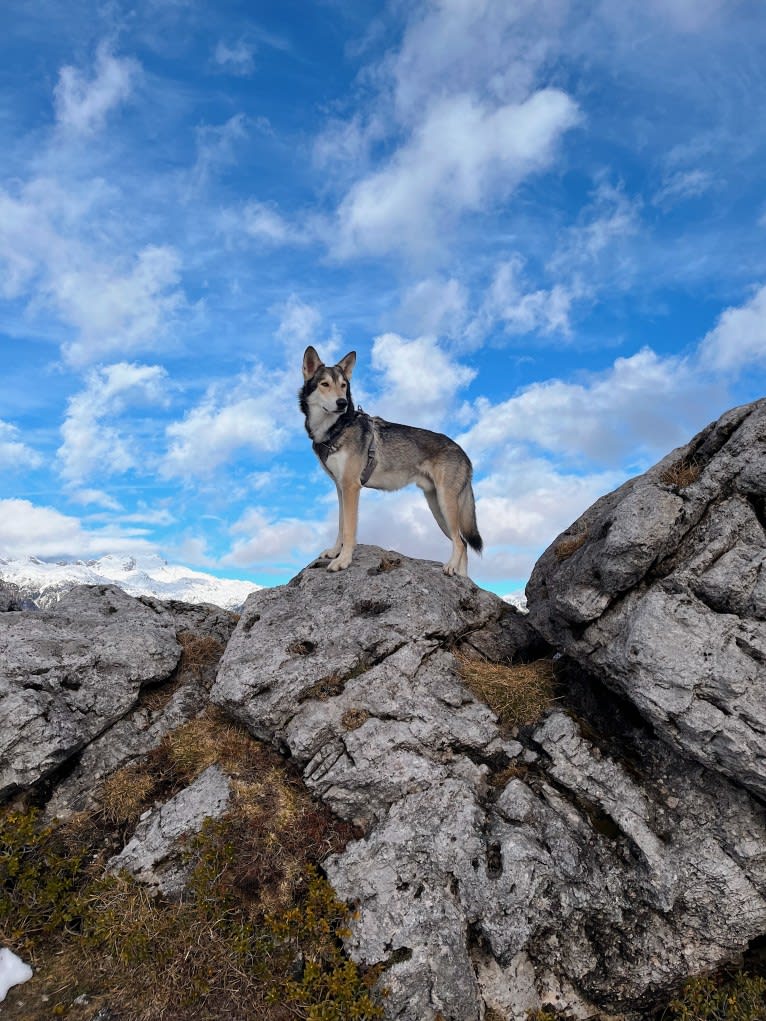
[0,585,182,798]
[107,764,231,895]
[527,398,766,797]
[212,543,766,1020]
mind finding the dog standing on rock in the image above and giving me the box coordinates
[300,345,483,576]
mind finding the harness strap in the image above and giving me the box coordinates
[313,408,378,487]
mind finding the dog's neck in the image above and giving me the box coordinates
[305,403,343,443]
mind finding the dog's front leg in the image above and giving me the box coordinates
[326,479,360,571]
[320,483,344,560]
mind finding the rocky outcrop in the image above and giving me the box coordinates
[3,400,766,1021]
[527,398,766,798]
[210,541,766,1020]
[0,586,182,798]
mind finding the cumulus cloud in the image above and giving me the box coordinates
[0,421,42,470]
[223,506,330,566]
[58,245,184,366]
[336,89,580,257]
[163,368,290,479]
[0,498,156,559]
[460,347,723,469]
[0,177,186,365]
[58,362,169,483]
[698,284,766,373]
[370,333,476,428]
[54,43,140,135]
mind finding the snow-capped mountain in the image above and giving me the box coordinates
[0,554,260,611]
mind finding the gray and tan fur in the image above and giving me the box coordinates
[300,345,483,576]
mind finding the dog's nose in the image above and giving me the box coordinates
[336,398,348,410]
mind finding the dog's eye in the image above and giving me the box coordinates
[320,380,330,387]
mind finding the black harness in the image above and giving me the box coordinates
[312,408,378,487]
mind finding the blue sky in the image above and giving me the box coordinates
[1,0,765,596]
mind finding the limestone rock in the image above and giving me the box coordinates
[0,585,181,798]
[45,599,237,819]
[107,765,231,896]
[526,398,766,797]
[212,543,766,1019]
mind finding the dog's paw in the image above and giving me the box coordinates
[319,547,341,560]
[442,562,459,576]
[327,555,352,572]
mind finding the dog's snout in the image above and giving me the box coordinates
[336,397,348,410]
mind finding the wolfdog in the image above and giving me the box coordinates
[299,345,483,576]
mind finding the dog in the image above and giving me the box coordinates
[299,345,483,576]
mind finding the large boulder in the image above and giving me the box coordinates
[212,544,766,1020]
[527,398,766,797]
[0,585,182,798]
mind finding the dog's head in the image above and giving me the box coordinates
[299,346,356,425]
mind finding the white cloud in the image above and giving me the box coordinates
[58,362,168,483]
[397,277,469,339]
[186,114,249,196]
[653,168,715,207]
[467,256,575,345]
[548,180,641,282]
[0,499,156,559]
[698,284,766,373]
[69,488,124,511]
[163,367,290,479]
[388,0,567,121]
[460,347,723,468]
[223,506,329,566]
[370,333,476,428]
[275,294,323,349]
[54,42,140,135]
[58,245,184,366]
[335,88,580,257]
[0,177,186,365]
[0,421,42,470]
[213,39,256,76]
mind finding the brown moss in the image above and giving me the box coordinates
[98,764,156,827]
[341,708,370,731]
[456,653,558,729]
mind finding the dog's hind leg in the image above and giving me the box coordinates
[433,483,468,577]
[320,483,344,560]
[327,479,361,572]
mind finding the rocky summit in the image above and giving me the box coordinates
[1,398,765,1021]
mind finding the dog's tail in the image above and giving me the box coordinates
[459,482,483,554]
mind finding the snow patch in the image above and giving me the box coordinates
[0,554,260,611]
[0,948,33,1002]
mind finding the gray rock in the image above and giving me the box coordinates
[45,599,237,819]
[527,398,766,797]
[0,585,181,798]
[212,543,766,1019]
[107,764,231,896]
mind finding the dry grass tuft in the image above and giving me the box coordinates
[554,531,587,561]
[178,631,226,680]
[99,764,156,826]
[456,654,558,729]
[1,704,377,1021]
[659,456,701,489]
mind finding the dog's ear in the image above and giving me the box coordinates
[302,346,323,380]
[337,351,356,380]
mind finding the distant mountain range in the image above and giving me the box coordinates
[0,554,260,611]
